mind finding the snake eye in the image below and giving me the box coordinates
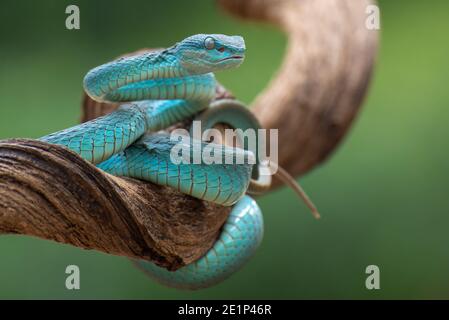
[204,37,215,50]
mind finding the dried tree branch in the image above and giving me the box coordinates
[0,0,378,269]
[0,139,229,269]
[218,0,379,186]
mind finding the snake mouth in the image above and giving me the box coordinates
[219,56,244,62]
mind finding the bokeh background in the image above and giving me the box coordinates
[0,0,448,299]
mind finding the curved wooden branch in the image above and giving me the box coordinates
[0,0,378,269]
[218,0,379,186]
[0,139,229,269]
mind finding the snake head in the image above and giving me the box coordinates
[174,34,246,74]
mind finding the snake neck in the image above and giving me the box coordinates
[83,49,217,103]
[103,73,216,104]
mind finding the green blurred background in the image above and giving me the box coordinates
[0,0,448,299]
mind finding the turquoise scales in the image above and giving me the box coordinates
[98,134,254,206]
[40,34,267,289]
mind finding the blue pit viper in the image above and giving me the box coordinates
[40,34,319,289]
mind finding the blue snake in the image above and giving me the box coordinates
[39,34,270,289]
[40,34,318,289]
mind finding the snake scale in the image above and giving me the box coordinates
[40,34,272,289]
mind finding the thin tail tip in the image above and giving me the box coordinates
[312,210,321,220]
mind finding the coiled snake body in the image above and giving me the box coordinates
[41,34,269,289]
